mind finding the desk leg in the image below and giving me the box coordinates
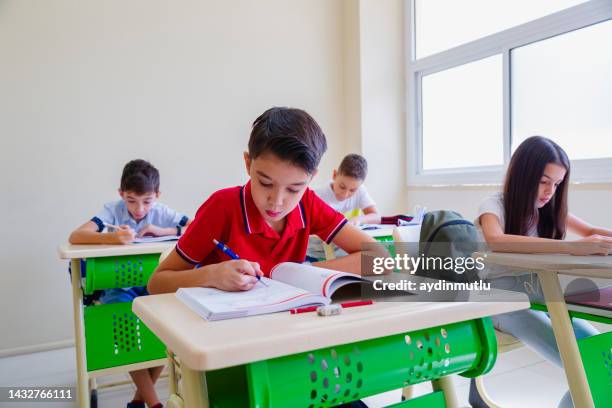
[70,259,90,408]
[431,376,458,408]
[167,350,178,396]
[181,366,209,408]
[537,271,594,408]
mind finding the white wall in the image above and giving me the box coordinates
[343,0,408,215]
[0,0,347,354]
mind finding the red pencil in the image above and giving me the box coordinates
[340,300,374,308]
[290,305,318,314]
[290,300,373,314]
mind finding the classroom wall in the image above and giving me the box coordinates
[0,0,348,354]
[342,0,408,215]
[358,0,407,215]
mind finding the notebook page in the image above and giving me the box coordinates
[133,235,179,243]
[270,262,361,297]
[176,278,327,320]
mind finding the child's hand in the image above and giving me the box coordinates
[210,260,263,291]
[569,235,612,255]
[348,216,362,226]
[112,225,136,244]
[137,224,164,237]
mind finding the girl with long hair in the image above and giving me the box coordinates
[474,135,612,407]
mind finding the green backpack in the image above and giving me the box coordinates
[416,210,481,283]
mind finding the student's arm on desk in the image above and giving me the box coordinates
[480,213,612,255]
[147,249,262,294]
[313,223,385,275]
[69,220,135,245]
[567,213,612,238]
[348,205,381,226]
[137,219,193,238]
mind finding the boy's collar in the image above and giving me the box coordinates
[240,181,306,238]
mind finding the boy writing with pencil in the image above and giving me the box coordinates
[69,159,190,408]
[317,153,380,225]
[69,159,190,246]
[148,107,377,295]
[307,153,381,261]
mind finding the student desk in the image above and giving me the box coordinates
[323,224,421,261]
[476,252,612,408]
[362,224,422,242]
[362,224,397,240]
[133,294,528,407]
[58,242,175,408]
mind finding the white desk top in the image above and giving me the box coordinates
[477,252,612,279]
[58,242,175,259]
[133,294,528,371]
[362,224,421,239]
[361,224,396,238]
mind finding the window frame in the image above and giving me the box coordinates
[405,0,612,186]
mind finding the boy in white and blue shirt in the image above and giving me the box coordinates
[71,160,189,246]
[91,200,188,239]
[306,154,380,261]
[69,159,189,408]
[90,199,188,304]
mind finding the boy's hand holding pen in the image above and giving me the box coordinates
[104,222,136,244]
[212,239,267,291]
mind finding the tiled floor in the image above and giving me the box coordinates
[0,344,579,408]
[361,345,572,408]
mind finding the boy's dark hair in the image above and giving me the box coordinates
[248,107,327,174]
[338,154,368,180]
[120,159,160,194]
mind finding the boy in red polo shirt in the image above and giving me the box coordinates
[148,107,376,294]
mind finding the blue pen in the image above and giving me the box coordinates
[212,239,267,286]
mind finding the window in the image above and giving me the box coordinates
[422,55,503,170]
[511,21,612,161]
[415,0,587,58]
[407,0,612,185]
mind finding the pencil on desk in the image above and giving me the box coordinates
[290,300,374,314]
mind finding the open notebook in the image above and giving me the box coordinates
[176,262,363,321]
[133,235,179,243]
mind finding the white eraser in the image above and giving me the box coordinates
[316,304,343,316]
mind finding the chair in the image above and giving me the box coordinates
[392,225,525,407]
[470,330,523,407]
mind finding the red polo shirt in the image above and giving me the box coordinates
[176,181,347,276]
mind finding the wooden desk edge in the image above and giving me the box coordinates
[133,295,530,371]
[58,242,175,259]
[475,252,612,274]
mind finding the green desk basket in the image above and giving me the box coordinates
[374,234,397,259]
[84,302,166,371]
[83,253,160,295]
[204,317,496,407]
[531,303,611,406]
[578,331,612,408]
